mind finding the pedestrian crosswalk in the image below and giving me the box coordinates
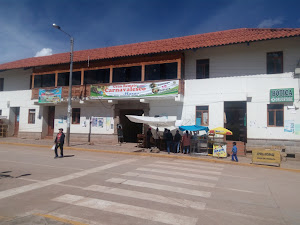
[47,159,224,225]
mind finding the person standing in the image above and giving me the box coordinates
[182,130,191,154]
[173,130,182,153]
[166,129,173,154]
[146,127,153,149]
[117,125,124,146]
[231,142,238,162]
[54,128,65,158]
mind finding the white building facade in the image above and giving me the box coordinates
[0,29,299,154]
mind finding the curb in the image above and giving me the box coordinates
[1,141,300,173]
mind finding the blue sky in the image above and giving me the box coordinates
[0,0,299,64]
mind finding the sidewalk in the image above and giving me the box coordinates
[1,137,300,172]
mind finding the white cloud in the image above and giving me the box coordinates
[35,48,53,57]
[257,18,283,28]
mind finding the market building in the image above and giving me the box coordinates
[0,28,300,155]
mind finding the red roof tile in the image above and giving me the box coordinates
[1,28,300,70]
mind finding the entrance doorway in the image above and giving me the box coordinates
[119,109,144,143]
[11,107,20,136]
[48,106,55,136]
[224,101,247,142]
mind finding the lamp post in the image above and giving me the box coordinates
[52,23,74,147]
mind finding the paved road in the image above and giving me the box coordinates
[0,144,299,225]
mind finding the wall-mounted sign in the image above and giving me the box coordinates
[90,80,179,99]
[38,87,62,103]
[270,88,294,103]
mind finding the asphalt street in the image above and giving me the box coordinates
[0,144,300,225]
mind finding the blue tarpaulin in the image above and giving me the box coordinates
[179,125,209,132]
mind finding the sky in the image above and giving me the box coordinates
[0,0,299,64]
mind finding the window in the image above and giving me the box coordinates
[58,71,82,86]
[34,74,55,88]
[196,59,209,79]
[267,52,283,74]
[267,104,284,127]
[0,78,4,91]
[145,62,177,81]
[28,109,36,124]
[0,78,5,91]
[72,108,80,124]
[84,69,110,84]
[196,106,209,126]
[113,66,141,82]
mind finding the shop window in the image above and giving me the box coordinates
[84,69,110,84]
[267,52,283,74]
[0,78,3,91]
[28,109,35,124]
[196,59,209,79]
[196,106,209,126]
[34,74,55,88]
[145,62,177,81]
[72,108,80,124]
[267,104,284,127]
[58,71,82,86]
[113,66,141,82]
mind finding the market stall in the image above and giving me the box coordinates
[208,127,233,158]
[179,125,209,155]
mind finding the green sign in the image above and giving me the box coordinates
[270,88,294,103]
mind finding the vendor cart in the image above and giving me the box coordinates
[208,127,233,158]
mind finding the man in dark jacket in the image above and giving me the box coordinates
[165,129,173,154]
[173,130,182,153]
[54,128,65,158]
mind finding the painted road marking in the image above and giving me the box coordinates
[155,160,224,170]
[123,172,216,187]
[0,158,137,200]
[107,178,211,198]
[136,167,219,181]
[146,163,222,175]
[85,184,206,210]
[53,194,198,225]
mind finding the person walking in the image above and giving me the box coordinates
[54,128,65,158]
[231,142,238,162]
[165,129,173,154]
[182,130,191,154]
[173,130,181,153]
[146,127,153,149]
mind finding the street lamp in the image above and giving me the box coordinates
[52,23,74,147]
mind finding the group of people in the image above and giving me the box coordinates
[147,128,193,154]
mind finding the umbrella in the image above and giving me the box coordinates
[179,125,209,132]
[209,127,233,135]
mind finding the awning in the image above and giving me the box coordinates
[179,125,209,132]
[126,115,176,127]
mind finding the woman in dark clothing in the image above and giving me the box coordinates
[54,128,65,158]
[146,127,152,149]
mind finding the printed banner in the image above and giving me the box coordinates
[213,144,227,158]
[90,80,179,99]
[38,87,62,103]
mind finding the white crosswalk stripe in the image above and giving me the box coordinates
[106,178,211,198]
[155,160,224,171]
[145,163,222,175]
[53,194,198,225]
[123,171,216,187]
[136,167,219,181]
[84,185,206,210]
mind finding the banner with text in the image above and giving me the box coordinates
[270,88,294,103]
[90,80,179,99]
[38,87,62,103]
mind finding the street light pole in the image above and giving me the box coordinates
[53,23,74,146]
